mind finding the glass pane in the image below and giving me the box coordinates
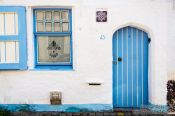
[62,23,69,32]
[37,22,44,32]
[37,36,70,63]
[0,13,4,35]
[36,11,44,21]
[45,22,52,32]
[5,13,15,35]
[45,11,52,21]
[61,11,69,21]
[0,12,18,35]
[54,11,60,21]
[54,23,61,32]
[0,41,19,63]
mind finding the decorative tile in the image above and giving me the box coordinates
[96,11,107,22]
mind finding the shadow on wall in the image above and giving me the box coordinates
[167,80,175,112]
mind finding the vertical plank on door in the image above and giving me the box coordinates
[117,29,123,106]
[143,32,149,105]
[127,27,133,107]
[123,27,127,106]
[133,28,137,107]
[138,30,143,107]
[113,31,117,107]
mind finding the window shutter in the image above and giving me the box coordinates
[0,6,27,70]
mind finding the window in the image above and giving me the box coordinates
[0,6,27,70]
[34,9,72,69]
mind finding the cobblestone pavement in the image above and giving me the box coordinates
[10,109,168,116]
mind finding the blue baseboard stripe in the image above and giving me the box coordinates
[142,103,168,113]
[0,104,113,112]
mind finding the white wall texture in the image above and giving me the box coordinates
[0,0,174,106]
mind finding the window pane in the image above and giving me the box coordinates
[45,11,52,21]
[37,36,70,63]
[54,11,60,21]
[0,13,5,35]
[36,11,44,21]
[61,11,69,21]
[0,12,18,35]
[5,13,15,35]
[62,23,69,32]
[45,22,52,32]
[37,22,44,32]
[54,23,61,32]
[0,41,19,63]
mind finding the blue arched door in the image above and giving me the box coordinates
[113,26,149,107]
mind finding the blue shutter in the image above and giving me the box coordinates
[0,6,27,70]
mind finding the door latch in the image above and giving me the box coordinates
[118,57,122,61]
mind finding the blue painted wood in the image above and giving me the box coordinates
[113,26,149,108]
[0,6,27,70]
[112,31,117,107]
[132,28,137,107]
[123,27,127,107]
[0,104,112,112]
[117,29,123,106]
[127,27,133,107]
[138,30,142,107]
[143,32,149,105]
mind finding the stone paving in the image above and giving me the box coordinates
[10,109,168,116]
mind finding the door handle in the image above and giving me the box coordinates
[118,57,122,62]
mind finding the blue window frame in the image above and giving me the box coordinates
[33,8,72,70]
[0,6,27,70]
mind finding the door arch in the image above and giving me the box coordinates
[113,26,149,107]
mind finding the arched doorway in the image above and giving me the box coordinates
[113,26,149,107]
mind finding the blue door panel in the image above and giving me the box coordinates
[117,29,123,106]
[138,30,143,107]
[132,28,138,107]
[143,32,149,105]
[113,32,117,107]
[127,27,133,107]
[113,26,149,108]
[123,28,127,107]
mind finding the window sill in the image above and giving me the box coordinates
[33,65,73,71]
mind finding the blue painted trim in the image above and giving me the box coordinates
[0,63,21,70]
[34,32,71,35]
[0,6,27,70]
[0,104,112,112]
[0,42,1,62]
[142,103,168,113]
[35,65,73,70]
[33,8,73,70]
[0,35,18,40]
[33,8,71,11]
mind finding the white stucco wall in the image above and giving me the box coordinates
[0,0,174,106]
